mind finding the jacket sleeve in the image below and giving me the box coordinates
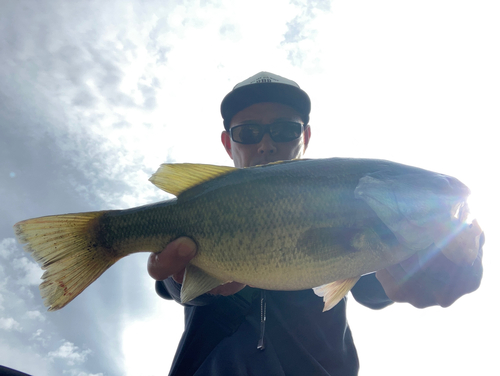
[350,272,393,309]
[155,277,218,306]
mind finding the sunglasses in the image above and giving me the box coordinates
[229,121,304,145]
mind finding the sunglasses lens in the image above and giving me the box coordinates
[231,122,303,144]
[269,122,303,142]
[231,124,264,144]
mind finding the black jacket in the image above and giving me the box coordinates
[157,273,392,376]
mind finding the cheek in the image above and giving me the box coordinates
[281,139,305,158]
[231,143,255,164]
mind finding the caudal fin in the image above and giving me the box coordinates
[14,211,117,311]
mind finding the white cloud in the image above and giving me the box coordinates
[25,310,46,322]
[12,256,43,286]
[0,266,9,311]
[0,238,17,258]
[0,317,22,331]
[280,0,332,69]
[31,328,44,339]
[122,303,184,376]
[49,341,91,366]
[30,328,49,348]
[0,341,52,376]
[32,328,44,337]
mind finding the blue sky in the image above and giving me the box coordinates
[1,1,499,375]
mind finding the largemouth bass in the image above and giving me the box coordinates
[13,158,482,311]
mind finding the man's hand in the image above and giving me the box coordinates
[148,237,245,296]
[376,236,484,308]
[148,237,197,283]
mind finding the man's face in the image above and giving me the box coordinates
[221,102,311,168]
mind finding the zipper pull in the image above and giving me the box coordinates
[257,290,266,351]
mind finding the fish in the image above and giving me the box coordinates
[13,158,483,312]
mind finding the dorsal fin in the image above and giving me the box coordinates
[149,163,237,196]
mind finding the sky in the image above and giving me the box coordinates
[0,0,499,375]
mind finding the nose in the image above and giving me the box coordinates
[257,133,277,154]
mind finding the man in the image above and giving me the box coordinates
[148,72,483,375]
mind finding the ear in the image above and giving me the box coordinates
[221,131,233,159]
[303,125,312,152]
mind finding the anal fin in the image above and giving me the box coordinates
[180,264,226,304]
[313,276,361,312]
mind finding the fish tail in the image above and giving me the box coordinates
[14,211,117,311]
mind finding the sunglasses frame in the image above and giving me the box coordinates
[229,121,304,145]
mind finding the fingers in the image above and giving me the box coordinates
[147,238,246,298]
[376,245,484,309]
[148,237,197,282]
[439,251,483,307]
[376,265,444,308]
[375,267,424,306]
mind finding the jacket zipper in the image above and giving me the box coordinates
[257,290,266,350]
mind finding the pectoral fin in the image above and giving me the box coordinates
[180,264,226,304]
[313,276,360,312]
